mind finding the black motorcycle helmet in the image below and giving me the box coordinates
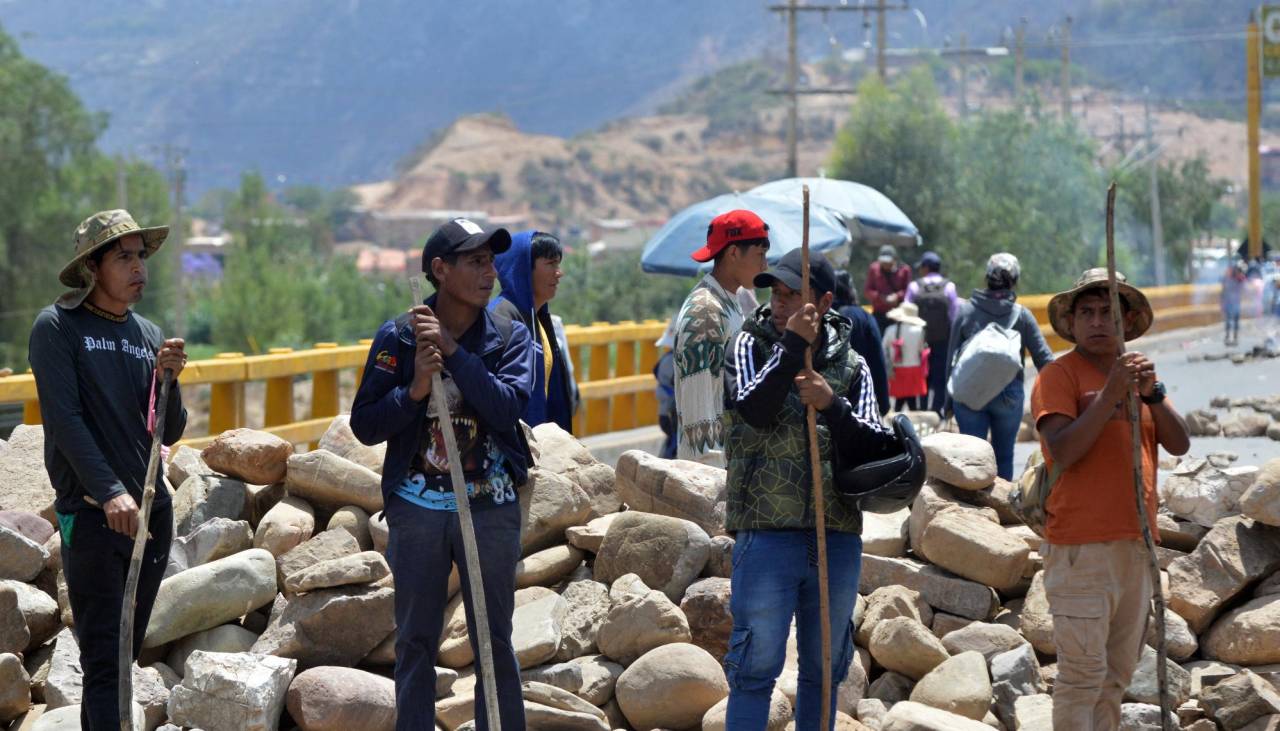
[834,414,926,513]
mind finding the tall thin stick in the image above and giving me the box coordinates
[119,369,172,730]
[801,185,834,731]
[409,276,502,730]
[1105,182,1171,731]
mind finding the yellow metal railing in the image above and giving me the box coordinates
[0,285,1221,444]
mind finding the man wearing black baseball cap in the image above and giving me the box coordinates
[721,248,898,729]
[351,217,535,730]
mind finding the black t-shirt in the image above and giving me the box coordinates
[28,304,187,513]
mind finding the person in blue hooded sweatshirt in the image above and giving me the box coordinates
[490,230,578,431]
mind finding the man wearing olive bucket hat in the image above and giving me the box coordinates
[28,210,188,730]
[1030,268,1189,730]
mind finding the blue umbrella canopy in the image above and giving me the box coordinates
[640,192,851,276]
[749,177,920,249]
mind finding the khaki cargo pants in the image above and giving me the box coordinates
[1043,539,1153,731]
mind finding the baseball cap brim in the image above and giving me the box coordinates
[690,241,724,263]
[457,227,512,255]
[754,268,804,292]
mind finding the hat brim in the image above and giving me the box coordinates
[1047,281,1153,344]
[59,226,169,288]
[453,227,511,256]
[754,268,803,292]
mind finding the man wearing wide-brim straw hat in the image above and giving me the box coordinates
[1031,267,1189,730]
[28,209,189,730]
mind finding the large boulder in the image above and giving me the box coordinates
[1,580,59,650]
[283,551,390,594]
[0,586,27,656]
[0,652,30,724]
[201,428,293,485]
[1166,516,1280,633]
[317,415,385,474]
[145,548,278,648]
[167,624,260,678]
[565,514,620,554]
[856,585,932,648]
[44,629,81,709]
[522,681,611,731]
[918,511,1030,593]
[284,450,383,513]
[520,468,593,555]
[868,617,950,680]
[615,643,728,731]
[990,643,1045,729]
[254,496,317,557]
[166,517,254,578]
[1161,459,1260,527]
[614,450,726,536]
[1199,670,1280,730]
[326,506,373,551]
[570,654,625,706]
[439,588,566,670]
[286,666,396,731]
[1144,608,1198,662]
[1220,409,1273,438]
[167,444,215,488]
[862,509,909,558]
[920,433,996,490]
[1202,594,1280,665]
[880,700,993,731]
[1124,644,1191,707]
[907,480,999,556]
[0,425,56,523]
[1240,459,1280,527]
[555,579,611,662]
[172,475,247,536]
[530,423,618,517]
[251,584,396,670]
[597,588,692,666]
[275,529,360,590]
[907,651,991,721]
[167,650,296,731]
[681,578,732,663]
[516,545,585,589]
[859,555,999,621]
[939,622,1028,661]
[1019,571,1055,655]
[0,525,49,582]
[0,510,54,546]
[593,511,711,603]
[702,689,791,731]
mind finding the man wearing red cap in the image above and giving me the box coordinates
[673,210,770,464]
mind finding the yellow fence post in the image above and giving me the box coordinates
[310,343,341,449]
[586,322,612,436]
[610,321,638,432]
[20,369,41,425]
[263,348,295,428]
[208,353,246,435]
[636,320,661,427]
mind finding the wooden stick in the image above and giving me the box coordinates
[409,276,502,730]
[801,185,835,731]
[118,369,172,731]
[1104,182,1171,731]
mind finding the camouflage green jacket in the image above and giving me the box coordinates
[723,307,895,533]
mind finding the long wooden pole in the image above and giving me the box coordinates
[801,185,834,730]
[1104,183,1171,731]
[118,370,172,730]
[409,276,502,730]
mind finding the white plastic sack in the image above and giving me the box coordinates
[948,319,1022,410]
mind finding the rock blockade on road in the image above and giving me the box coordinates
[1,418,1278,729]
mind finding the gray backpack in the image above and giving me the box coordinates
[947,307,1023,410]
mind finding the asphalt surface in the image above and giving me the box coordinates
[1012,316,1280,471]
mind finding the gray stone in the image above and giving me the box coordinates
[511,593,569,669]
[522,681,609,729]
[133,663,173,731]
[0,652,31,723]
[1203,594,1280,665]
[317,415,385,474]
[144,548,278,648]
[869,617,950,681]
[1200,670,1280,730]
[597,588,691,666]
[569,654,624,706]
[862,509,909,558]
[167,650,296,731]
[990,643,1046,729]
[702,690,791,731]
[880,700,992,731]
[172,475,247,536]
[1241,459,1280,527]
[167,624,260,677]
[907,651,991,721]
[45,629,81,709]
[594,511,711,603]
[254,495,317,557]
[614,449,725,536]
[251,584,396,670]
[285,449,383,513]
[201,428,293,485]
[908,480,1000,556]
[325,506,373,551]
[703,535,734,578]
[0,525,49,582]
[520,467,594,555]
[369,511,388,554]
[276,528,360,590]
[1020,571,1055,655]
[0,426,56,524]
[284,551,389,593]
[1161,459,1259,527]
[165,517,254,578]
[680,578,732,664]
[530,422,619,518]
[167,444,214,489]
[920,433,997,490]
[286,666,396,731]
[1145,607,1199,662]
[1,580,58,651]
[555,578,610,662]
[565,513,619,554]
[0,585,28,656]
[1013,694,1054,731]
[859,555,999,621]
[918,511,1030,592]
[516,544,585,589]
[615,643,728,731]
[1119,702,1178,730]
[0,510,54,546]
[856,585,932,648]
[521,661,584,695]
[940,621,1028,661]
[867,671,914,705]
[1167,516,1280,633]
[1124,645,1192,707]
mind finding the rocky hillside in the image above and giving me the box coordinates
[1,407,1279,729]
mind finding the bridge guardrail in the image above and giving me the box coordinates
[0,284,1221,445]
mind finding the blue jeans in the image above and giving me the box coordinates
[725,529,862,731]
[954,377,1024,480]
[384,494,526,731]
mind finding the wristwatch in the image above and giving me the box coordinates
[1140,380,1167,405]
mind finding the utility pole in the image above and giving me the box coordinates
[1014,18,1026,101]
[876,0,888,79]
[1060,15,1073,121]
[1145,90,1167,285]
[769,1,910,177]
[958,33,969,118]
[1248,12,1263,262]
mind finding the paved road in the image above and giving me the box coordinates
[1013,316,1280,471]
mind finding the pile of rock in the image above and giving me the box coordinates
[1185,394,1280,441]
[2,417,1280,730]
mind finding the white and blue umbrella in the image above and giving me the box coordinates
[640,191,851,276]
[749,177,921,249]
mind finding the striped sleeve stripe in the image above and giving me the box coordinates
[736,331,784,401]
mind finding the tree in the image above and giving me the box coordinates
[1113,155,1227,285]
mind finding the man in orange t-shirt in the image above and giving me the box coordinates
[1031,268,1190,731]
